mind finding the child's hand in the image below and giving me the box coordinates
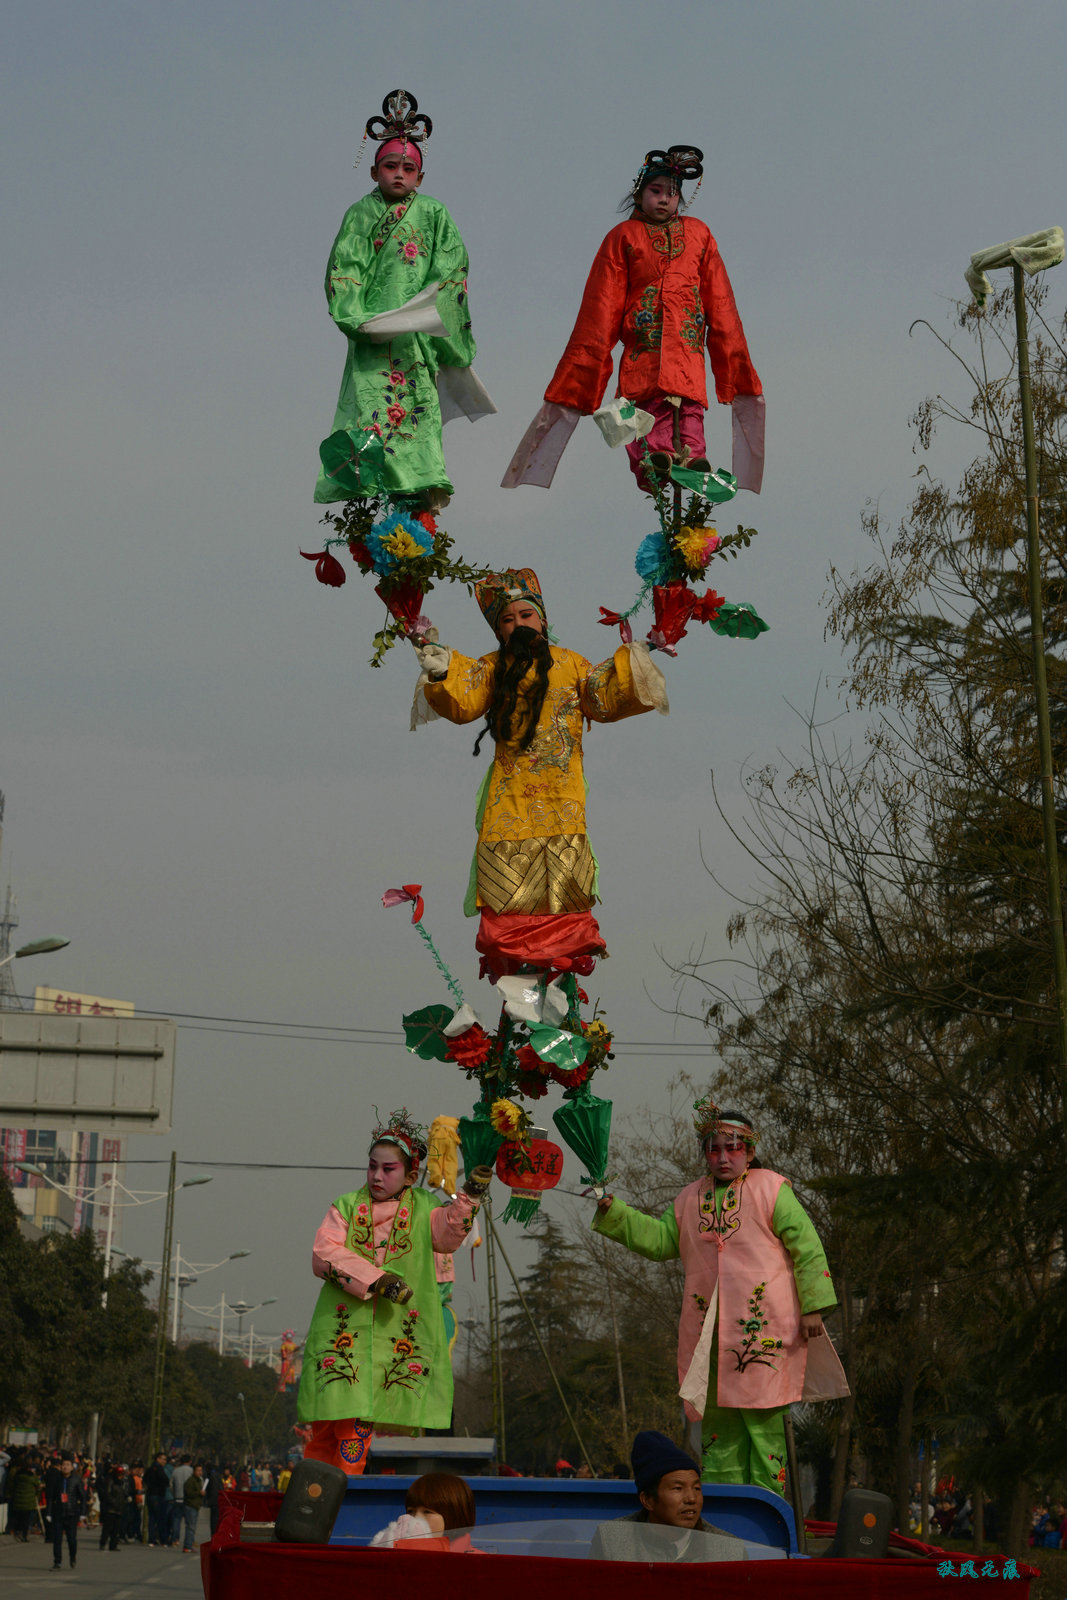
[800,1313,825,1341]
[595,1193,614,1214]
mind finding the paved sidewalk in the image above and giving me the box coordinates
[0,1529,206,1594]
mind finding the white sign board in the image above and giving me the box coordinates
[0,1013,175,1133]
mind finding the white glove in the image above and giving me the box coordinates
[415,642,451,679]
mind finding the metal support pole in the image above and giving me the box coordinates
[487,1210,596,1476]
[1013,261,1067,1101]
[783,1411,807,1555]
[148,1151,176,1459]
[483,1195,506,1466]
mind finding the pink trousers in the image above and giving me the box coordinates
[625,396,706,489]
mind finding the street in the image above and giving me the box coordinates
[0,1533,205,1598]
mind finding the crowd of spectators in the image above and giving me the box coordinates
[0,1443,293,1568]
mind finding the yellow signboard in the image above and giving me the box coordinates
[34,987,135,1018]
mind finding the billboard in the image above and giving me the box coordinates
[0,1012,175,1133]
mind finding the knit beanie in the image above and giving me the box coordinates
[630,1431,698,1495]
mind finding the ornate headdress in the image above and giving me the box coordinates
[368,88,432,148]
[692,1092,759,1147]
[474,568,547,636]
[370,1106,428,1165]
[632,145,704,208]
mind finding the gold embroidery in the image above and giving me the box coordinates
[476,834,595,914]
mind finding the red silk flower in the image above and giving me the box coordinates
[692,589,726,624]
[445,1025,492,1068]
[375,577,427,634]
[382,884,425,923]
[651,581,698,645]
[300,547,347,588]
[598,607,633,644]
[349,537,374,572]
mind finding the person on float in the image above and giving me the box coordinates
[504,145,763,497]
[369,1472,477,1550]
[413,568,667,977]
[589,1430,746,1562]
[296,1111,491,1474]
[314,90,491,512]
[592,1098,848,1495]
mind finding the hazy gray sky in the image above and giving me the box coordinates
[3,0,1065,1352]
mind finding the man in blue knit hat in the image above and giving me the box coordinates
[588,1431,747,1562]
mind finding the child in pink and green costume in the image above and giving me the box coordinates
[593,1099,847,1495]
[297,1111,490,1473]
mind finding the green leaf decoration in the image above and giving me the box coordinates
[401,1004,454,1061]
[527,1023,590,1070]
[318,429,386,496]
[669,464,738,501]
[706,601,769,639]
[553,1088,613,1185]
[459,1103,504,1176]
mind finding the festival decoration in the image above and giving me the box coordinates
[553,1086,614,1195]
[495,1134,564,1226]
[306,495,499,666]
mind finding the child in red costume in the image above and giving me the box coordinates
[504,146,763,497]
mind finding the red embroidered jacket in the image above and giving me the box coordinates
[544,212,762,414]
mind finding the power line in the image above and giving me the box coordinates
[9,990,717,1054]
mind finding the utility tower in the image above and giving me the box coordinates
[0,792,21,1012]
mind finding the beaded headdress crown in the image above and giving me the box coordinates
[638,145,704,184]
[692,1093,759,1146]
[475,568,547,636]
[370,1106,429,1164]
[366,89,433,148]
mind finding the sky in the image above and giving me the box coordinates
[2,0,1066,1360]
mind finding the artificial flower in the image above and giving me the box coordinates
[445,1025,492,1069]
[364,510,434,577]
[348,537,374,572]
[490,1098,528,1138]
[635,530,672,583]
[598,606,633,643]
[651,581,698,645]
[515,1044,551,1077]
[674,524,722,574]
[300,547,347,588]
[691,588,726,624]
[516,1071,550,1101]
[382,884,425,923]
[375,577,427,635]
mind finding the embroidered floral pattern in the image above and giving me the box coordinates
[681,283,706,353]
[693,1291,710,1324]
[381,1308,430,1392]
[727,1281,784,1373]
[313,1301,361,1391]
[632,284,662,355]
[369,362,426,455]
[393,223,428,264]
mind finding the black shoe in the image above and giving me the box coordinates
[70,1558,77,1568]
[52,1562,62,1569]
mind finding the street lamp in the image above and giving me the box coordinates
[0,936,70,970]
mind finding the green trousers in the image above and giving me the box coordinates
[700,1340,789,1496]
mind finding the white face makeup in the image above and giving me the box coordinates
[367,1142,411,1200]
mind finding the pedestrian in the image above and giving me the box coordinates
[98,1465,126,1552]
[181,1464,205,1552]
[46,1455,87,1570]
[144,1450,169,1545]
[169,1454,193,1547]
[10,1456,41,1542]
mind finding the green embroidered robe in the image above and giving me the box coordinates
[313,189,476,502]
[297,1186,456,1429]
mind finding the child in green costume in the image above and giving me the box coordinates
[314,89,493,511]
[297,1110,490,1473]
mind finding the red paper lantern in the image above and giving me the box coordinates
[495,1138,563,1225]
